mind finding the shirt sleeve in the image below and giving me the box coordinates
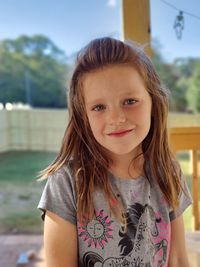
[169,176,193,221]
[37,165,77,225]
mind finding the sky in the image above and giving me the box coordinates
[0,0,200,62]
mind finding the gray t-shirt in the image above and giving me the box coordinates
[38,163,192,267]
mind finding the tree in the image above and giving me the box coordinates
[0,35,70,108]
[187,61,200,112]
[152,40,188,112]
[174,58,197,78]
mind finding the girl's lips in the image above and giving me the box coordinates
[107,129,133,137]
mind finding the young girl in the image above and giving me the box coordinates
[38,37,192,267]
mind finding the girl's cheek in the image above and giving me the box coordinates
[88,115,105,132]
[91,114,105,124]
[126,106,140,117]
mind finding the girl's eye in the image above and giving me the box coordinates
[92,104,105,111]
[124,98,137,105]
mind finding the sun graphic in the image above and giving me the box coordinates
[78,209,113,249]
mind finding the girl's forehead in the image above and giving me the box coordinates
[81,65,149,104]
[82,65,146,92]
[82,64,143,87]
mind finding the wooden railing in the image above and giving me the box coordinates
[169,127,200,230]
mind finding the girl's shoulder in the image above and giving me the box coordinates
[38,160,77,223]
[45,160,76,192]
[49,159,75,178]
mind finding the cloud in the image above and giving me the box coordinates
[107,0,117,8]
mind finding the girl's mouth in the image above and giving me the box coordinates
[108,129,133,137]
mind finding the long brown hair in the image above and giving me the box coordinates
[40,37,182,225]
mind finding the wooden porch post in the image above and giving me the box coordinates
[191,150,200,230]
[170,127,200,230]
[122,0,152,56]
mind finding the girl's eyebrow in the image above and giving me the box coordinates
[85,91,139,105]
[121,91,138,96]
[85,98,105,105]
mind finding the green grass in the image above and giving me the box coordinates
[0,210,43,234]
[0,151,57,182]
[0,151,57,234]
[0,150,199,234]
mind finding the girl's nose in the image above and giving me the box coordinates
[107,108,126,126]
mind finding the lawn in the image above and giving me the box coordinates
[0,151,199,234]
[0,151,57,234]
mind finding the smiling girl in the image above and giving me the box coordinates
[38,37,192,267]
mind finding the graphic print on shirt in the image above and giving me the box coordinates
[118,203,168,266]
[78,209,114,249]
[82,203,169,267]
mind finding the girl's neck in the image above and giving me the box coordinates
[109,151,144,180]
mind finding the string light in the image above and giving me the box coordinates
[160,0,200,39]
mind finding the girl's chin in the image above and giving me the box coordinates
[106,148,142,158]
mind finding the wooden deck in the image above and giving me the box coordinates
[1,233,200,267]
[0,235,44,267]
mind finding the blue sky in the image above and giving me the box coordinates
[0,0,200,62]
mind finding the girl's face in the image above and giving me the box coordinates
[83,65,152,162]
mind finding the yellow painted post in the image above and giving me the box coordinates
[169,127,200,230]
[122,0,152,56]
[191,150,200,230]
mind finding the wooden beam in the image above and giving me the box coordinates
[191,150,200,230]
[170,127,200,230]
[122,0,152,56]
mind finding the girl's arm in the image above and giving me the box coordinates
[44,210,78,267]
[168,215,190,267]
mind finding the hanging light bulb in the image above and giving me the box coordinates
[174,10,184,40]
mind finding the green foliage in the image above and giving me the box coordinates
[152,40,200,113]
[174,58,197,78]
[187,62,200,112]
[171,77,188,112]
[1,35,200,111]
[0,35,71,108]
